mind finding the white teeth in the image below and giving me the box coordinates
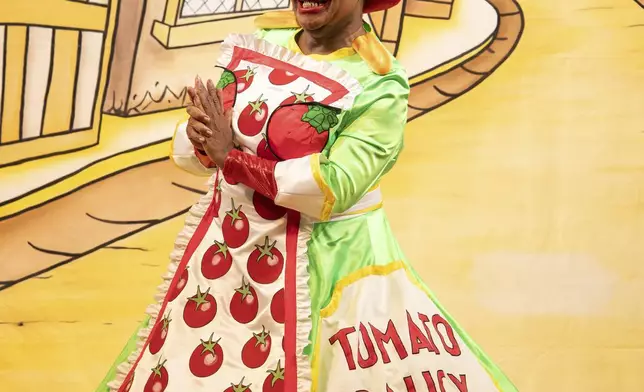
[302,1,322,8]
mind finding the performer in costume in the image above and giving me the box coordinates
[97,0,518,391]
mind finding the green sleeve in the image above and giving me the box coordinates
[320,72,410,214]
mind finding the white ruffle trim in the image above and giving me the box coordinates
[295,216,314,390]
[216,33,362,111]
[106,173,218,392]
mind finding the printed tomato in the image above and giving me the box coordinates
[149,313,171,355]
[213,179,223,216]
[238,95,269,136]
[252,191,287,221]
[167,266,189,302]
[262,361,285,392]
[279,86,314,105]
[183,285,217,328]
[270,288,285,324]
[189,333,224,378]
[234,67,256,93]
[118,372,134,392]
[201,240,232,280]
[268,68,300,85]
[230,278,259,324]
[247,237,284,284]
[224,377,252,392]
[223,199,250,248]
[215,69,237,110]
[143,359,168,392]
[267,103,339,160]
[241,326,272,369]
[256,134,279,161]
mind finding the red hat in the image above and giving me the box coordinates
[363,0,401,13]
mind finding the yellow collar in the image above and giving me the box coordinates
[287,30,357,61]
[255,11,392,75]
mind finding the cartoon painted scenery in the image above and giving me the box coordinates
[1,0,643,391]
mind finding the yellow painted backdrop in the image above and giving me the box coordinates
[1,0,643,391]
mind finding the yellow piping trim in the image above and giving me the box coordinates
[288,30,356,61]
[336,201,383,218]
[311,261,504,391]
[309,154,336,221]
[320,261,405,318]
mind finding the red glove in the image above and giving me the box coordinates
[222,149,278,200]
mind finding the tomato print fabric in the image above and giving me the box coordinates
[98,30,518,392]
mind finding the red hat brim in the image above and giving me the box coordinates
[363,0,401,13]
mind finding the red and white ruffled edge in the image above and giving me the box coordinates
[294,216,314,391]
[216,33,363,111]
[106,174,218,392]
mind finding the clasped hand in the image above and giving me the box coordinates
[186,76,235,168]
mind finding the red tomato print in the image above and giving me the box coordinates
[253,191,287,221]
[224,377,252,392]
[149,313,171,355]
[234,67,256,93]
[238,95,269,136]
[230,278,259,324]
[279,86,314,106]
[247,236,284,284]
[167,266,188,302]
[215,70,237,110]
[262,361,285,392]
[201,240,232,280]
[189,333,224,378]
[213,179,223,216]
[241,326,272,369]
[270,288,285,324]
[222,199,250,248]
[268,68,300,85]
[267,103,339,160]
[183,285,217,328]
[256,134,279,161]
[118,371,134,392]
[143,359,168,392]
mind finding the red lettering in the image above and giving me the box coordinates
[357,322,378,369]
[369,320,409,364]
[329,326,357,370]
[417,313,441,355]
[432,314,461,356]
[437,370,448,392]
[422,371,438,392]
[448,374,468,392]
[407,311,438,355]
[386,386,394,392]
[403,375,417,391]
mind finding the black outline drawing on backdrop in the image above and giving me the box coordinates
[635,0,643,9]
[0,26,7,139]
[0,137,170,220]
[0,0,524,291]
[0,0,117,167]
[405,0,454,20]
[406,0,525,121]
[0,202,191,292]
[40,29,56,137]
[18,27,30,141]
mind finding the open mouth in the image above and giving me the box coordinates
[297,0,330,13]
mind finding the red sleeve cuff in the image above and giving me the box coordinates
[194,147,217,168]
[223,149,278,200]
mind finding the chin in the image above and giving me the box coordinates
[295,0,334,31]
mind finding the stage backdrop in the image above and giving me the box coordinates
[0,0,643,391]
